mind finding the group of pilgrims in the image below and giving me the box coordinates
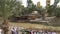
[0,26,57,34]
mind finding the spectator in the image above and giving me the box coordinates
[11,28,15,34]
[47,31,51,34]
[33,31,37,34]
[42,32,45,34]
[0,27,3,34]
[42,31,46,34]
[52,31,56,34]
[37,31,41,34]
[11,26,18,34]
[14,26,18,34]
[31,30,33,34]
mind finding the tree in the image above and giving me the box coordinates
[54,0,60,17]
[47,5,55,16]
[47,0,60,17]
[26,0,36,14]
[27,0,33,7]
[54,0,60,6]
[55,7,60,17]
[19,0,36,15]
[0,0,22,34]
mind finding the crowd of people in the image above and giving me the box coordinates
[20,30,57,34]
[0,26,57,34]
[8,26,57,34]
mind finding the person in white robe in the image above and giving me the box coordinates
[0,27,3,34]
[52,32,56,34]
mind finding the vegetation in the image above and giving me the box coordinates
[0,0,60,34]
[47,0,60,17]
[0,0,22,34]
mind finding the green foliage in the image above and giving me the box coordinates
[0,0,22,34]
[47,5,55,16]
[47,0,60,17]
[54,0,60,6]
[22,0,42,15]
[21,0,37,15]
[56,8,60,17]
[27,0,33,7]
[0,0,22,17]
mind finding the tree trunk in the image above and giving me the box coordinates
[1,0,9,34]
[1,19,8,34]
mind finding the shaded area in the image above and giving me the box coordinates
[9,16,60,27]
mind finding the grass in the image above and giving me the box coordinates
[9,22,60,31]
